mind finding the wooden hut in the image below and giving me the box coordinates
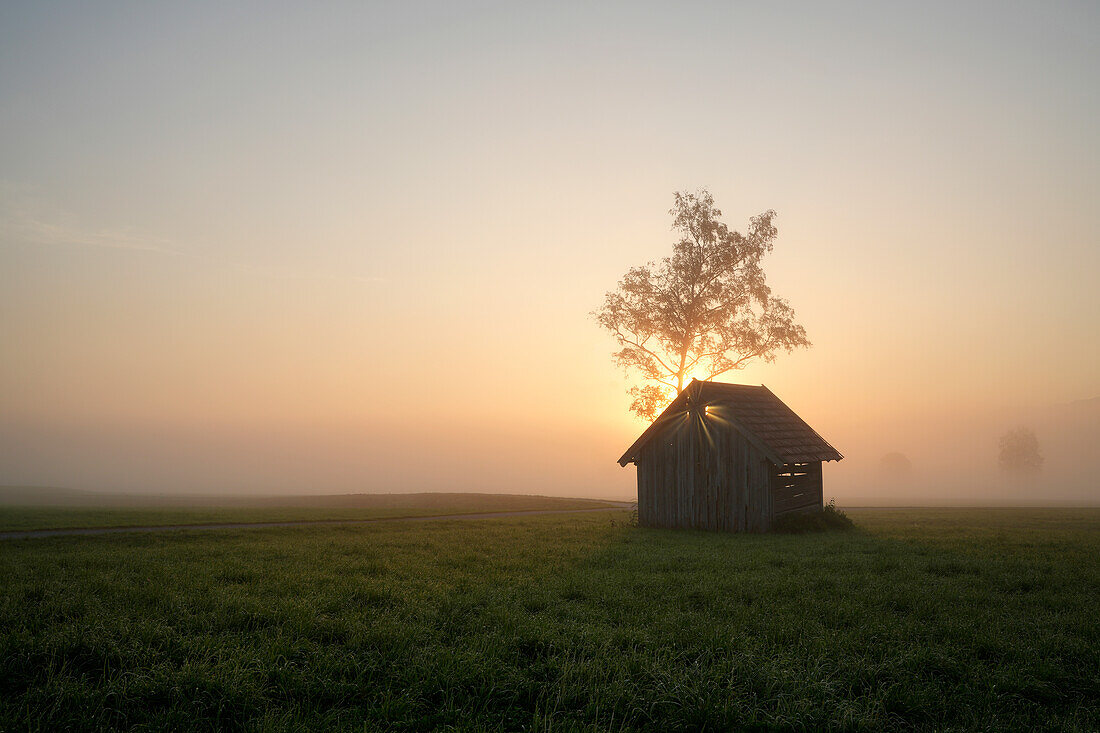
[618,379,843,532]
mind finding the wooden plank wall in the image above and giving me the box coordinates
[771,462,823,517]
[637,415,775,532]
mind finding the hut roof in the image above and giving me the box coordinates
[617,379,843,467]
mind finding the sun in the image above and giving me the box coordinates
[680,372,710,391]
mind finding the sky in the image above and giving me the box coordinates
[2,1,1098,503]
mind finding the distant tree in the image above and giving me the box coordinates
[593,189,810,419]
[879,452,913,480]
[998,427,1043,475]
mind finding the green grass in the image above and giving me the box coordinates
[1,508,1097,730]
[0,493,616,532]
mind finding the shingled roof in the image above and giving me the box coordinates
[617,379,843,467]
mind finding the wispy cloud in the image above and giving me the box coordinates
[6,217,182,254]
[0,182,181,255]
[0,181,386,284]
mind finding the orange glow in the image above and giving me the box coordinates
[0,3,1096,506]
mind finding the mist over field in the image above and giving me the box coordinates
[831,396,1100,506]
[2,2,1098,508]
[2,394,1096,505]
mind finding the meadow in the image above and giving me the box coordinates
[0,492,615,532]
[1,507,1097,731]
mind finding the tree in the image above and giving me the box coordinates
[998,427,1043,475]
[593,189,810,419]
[879,452,913,481]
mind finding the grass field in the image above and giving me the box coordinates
[0,493,617,532]
[1,507,1097,730]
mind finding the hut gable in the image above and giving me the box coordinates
[618,380,842,467]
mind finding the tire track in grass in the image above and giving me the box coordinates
[0,506,631,541]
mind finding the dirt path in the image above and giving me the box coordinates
[0,505,632,541]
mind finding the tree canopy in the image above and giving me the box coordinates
[594,189,810,419]
[998,427,1044,475]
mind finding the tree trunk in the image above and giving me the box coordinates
[676,349,688,393]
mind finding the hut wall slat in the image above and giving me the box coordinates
[708,429,716,530]
[675,424,683,528]
[693,419,703,529]
[660,435,668,527]
[722,429,733,531]
[695,418,706,528]
[722,425,735,531]
[648,449,657,526]
[748,457,757,531]
[673,426,681,528]
[683,422,691,528]
[772,461,825,517]
[746,437,759,531]
[638,444,654,527]
[732,430,744,531]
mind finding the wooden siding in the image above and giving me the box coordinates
[770,462,823,517]
[637,414,778,532]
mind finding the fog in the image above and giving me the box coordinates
[827,397,1100,506]
[2,395,1096,506]
[0,418,623,500]
[1,3,1097,506]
